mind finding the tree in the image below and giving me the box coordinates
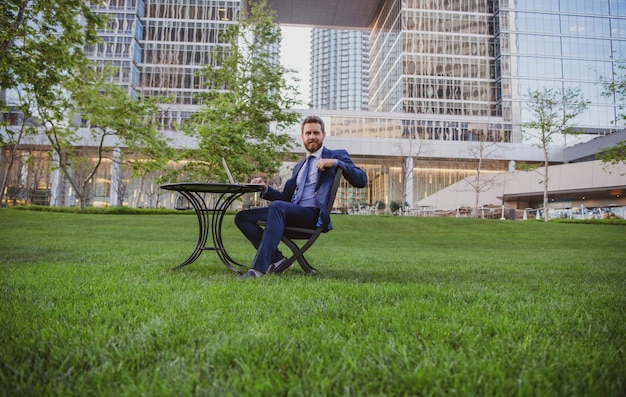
[182,0,301,182]
[0,0,105,205]
[39,64,172,209]
[0,90,38,205]
[599,59,626,165]
[391,133,424,212]
[464,132,501,218]
[523,87,589,222]
[0,0,104,92]
[597,141,626,166]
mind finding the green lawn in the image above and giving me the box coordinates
[1,208,624,396]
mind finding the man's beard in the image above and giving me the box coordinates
[305,141,322,152]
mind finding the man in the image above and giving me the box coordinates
[235,115,368,278]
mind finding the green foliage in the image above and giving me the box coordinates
[1,211,624,396]
[523,88,590,221]
[597,140,626,166]
[599,59,626,165]
[389,200,407,213]
[0,0,105,206]
[512,161,540,172]
[0,0,105,105]
[69,63,175,179]
[550,217,626,225]
[523,87,590,148]
[11,205,193,215]
[41,63,173,209]
[182,0,301,183]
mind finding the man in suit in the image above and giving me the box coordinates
[235,115,368,278]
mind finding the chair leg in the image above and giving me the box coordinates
[280,236,318,274]
[295,253,317,275]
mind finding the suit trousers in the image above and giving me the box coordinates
[234,200,319,273]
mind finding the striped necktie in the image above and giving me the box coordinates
[292,156,313,204]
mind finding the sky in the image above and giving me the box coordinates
[280,26,312,106]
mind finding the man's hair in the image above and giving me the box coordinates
[301,115,325,133]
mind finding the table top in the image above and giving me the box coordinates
[160,182,264,194]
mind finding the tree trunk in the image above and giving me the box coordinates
[474,161,482,218]
[135,175,145,208]
[543,155,550,223]
[0,128,25,206]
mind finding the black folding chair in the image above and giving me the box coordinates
[258,168,343,275]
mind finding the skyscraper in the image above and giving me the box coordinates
[88,0,241,129]
[310,29,370,110]
[370,0,507,142]
[292,0,625,208]
[498,0,626,139]
[368,0,626,143]
[86,0,145,98]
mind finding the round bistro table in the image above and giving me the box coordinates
[160,182,263,273]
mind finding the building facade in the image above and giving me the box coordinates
[310,29,370,111]
[2,0,625,214]
[499,0,626,138]
[88,0,144,98]
[94,0,241,129]
[368,0,626,143]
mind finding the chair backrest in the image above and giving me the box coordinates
[326,168,343,214]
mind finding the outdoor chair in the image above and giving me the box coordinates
[257,168,344,275]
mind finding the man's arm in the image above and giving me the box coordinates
[249,176,281,201]
[261,185,284,201]
[333,150,367,188]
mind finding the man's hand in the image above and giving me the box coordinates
[316,158,337,171]
[250,177,268,193]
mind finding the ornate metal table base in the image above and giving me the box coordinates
[160,183,263,273]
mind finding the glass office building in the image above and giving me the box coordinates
[498,0,626,139]
[369,0,626,143]
[297,0,625,209]
[310,29,370,111]
[87,0,145,98]
[370,0,511,144]
[88,0,241,130]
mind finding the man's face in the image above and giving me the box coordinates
[301,122,325,153]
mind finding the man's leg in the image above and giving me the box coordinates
[234,206,288,268]
[234,207,269,250]
[235,201,318,273]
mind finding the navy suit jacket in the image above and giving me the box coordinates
[262,147,367,232]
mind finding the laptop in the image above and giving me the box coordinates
[222,157,236,184]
